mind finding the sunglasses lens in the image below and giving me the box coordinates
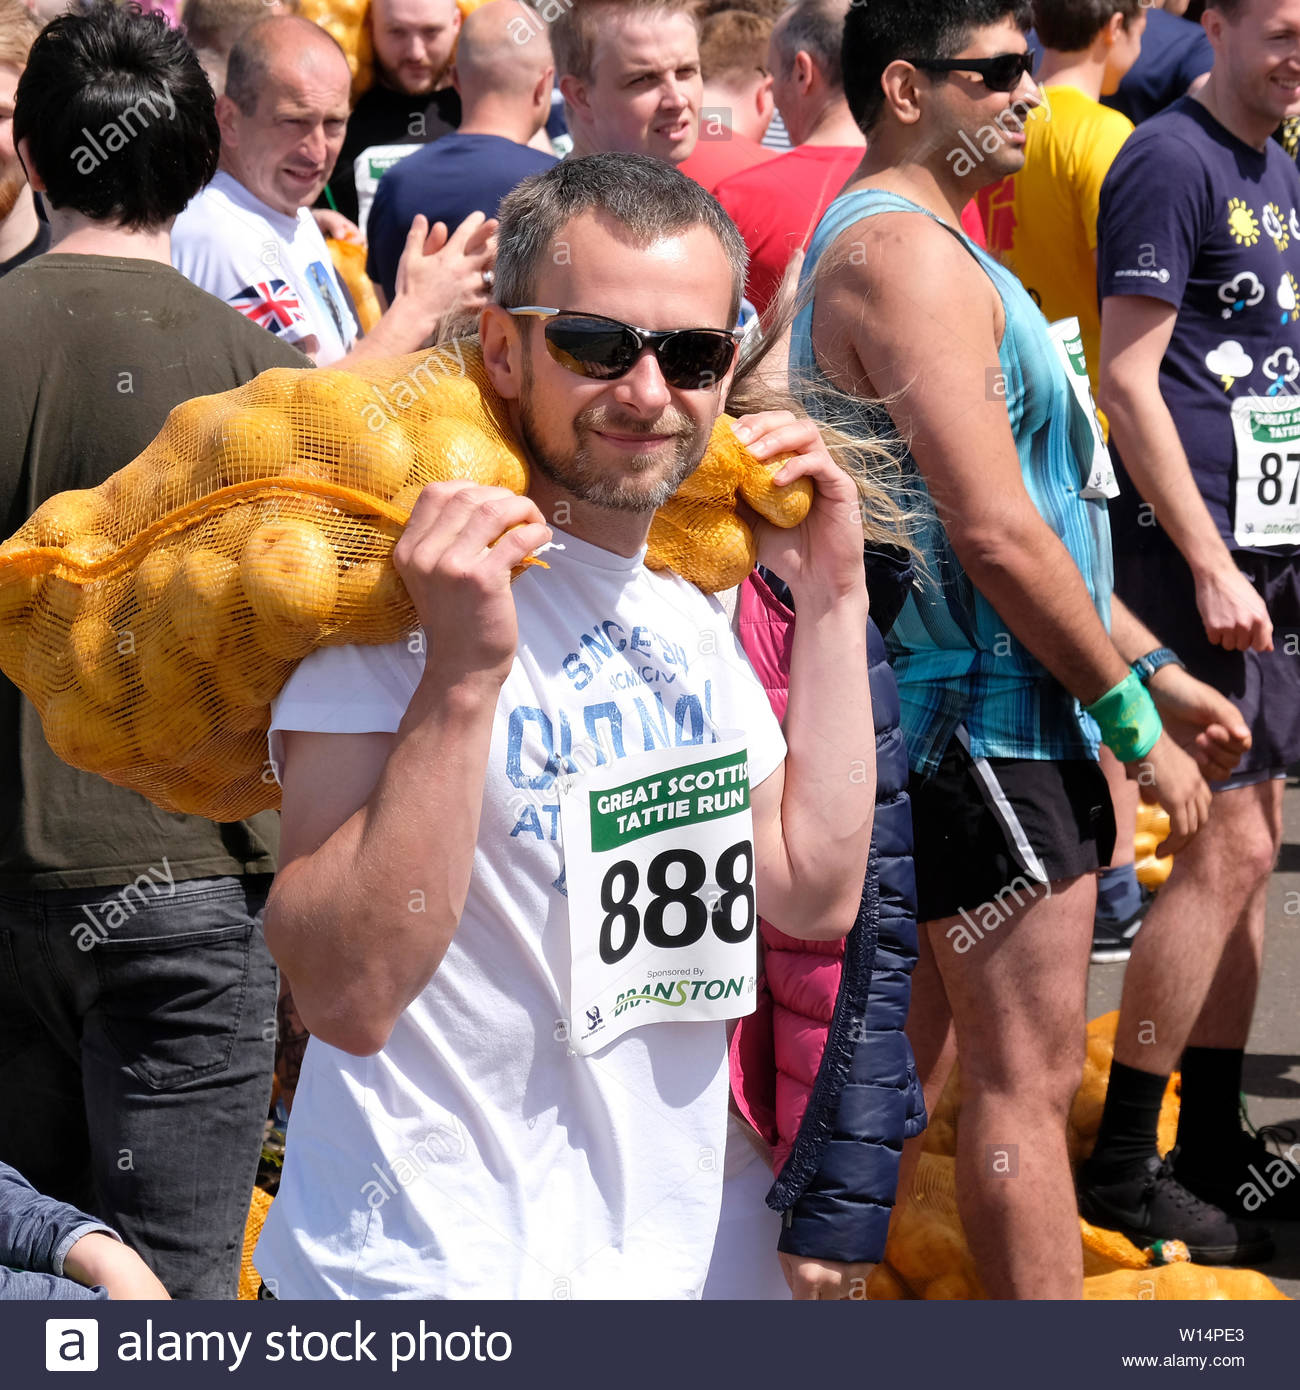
[989,54,1030,91]
[658,331,737,390]
[543,316,639,379]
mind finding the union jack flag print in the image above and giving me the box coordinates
[228,279,306,335]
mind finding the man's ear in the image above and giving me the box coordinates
[536,65,555,112]
[794,49,815,97]
[1102,10,1125,49]
[15,136,46,193]
[480,304,524,400]
[880,59,925,126]
[755,73,774,126]
[215,93,242,151]
[558,71,591,124]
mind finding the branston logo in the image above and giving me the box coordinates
[71,88,177,175]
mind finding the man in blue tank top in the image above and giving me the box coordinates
[791,0,1258,1294]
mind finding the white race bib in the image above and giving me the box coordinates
[1048,317,1119,500]
[559,734,758,1056]
[1231,395,1300,547]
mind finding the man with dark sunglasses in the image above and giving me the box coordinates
[252,153,877,1299]
[792,0,1247,1296]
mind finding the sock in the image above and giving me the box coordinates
[1175,1046,1245,1166]
[1088,1060,1170,1177]
[1096,863,1144,924]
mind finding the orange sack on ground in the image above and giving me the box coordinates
[864,1012,1288,1301]
[0,342,810,822]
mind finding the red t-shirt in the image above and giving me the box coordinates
[679,128,776,194]
[715,144,988,316]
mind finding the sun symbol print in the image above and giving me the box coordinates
[1263,202,1289,251]
[1228,197,1261,246]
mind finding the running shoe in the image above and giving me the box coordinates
[1090,888,1153,964]
[1078,1151,1275,1265]
[1174,1130,1300,1223]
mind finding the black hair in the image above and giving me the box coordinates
[14,1,220,231]
[843,0,1033,134]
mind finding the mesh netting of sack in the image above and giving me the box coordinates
[0,341,810,822]
[864,1013,1289,1302]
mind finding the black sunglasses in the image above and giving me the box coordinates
[506,308,742,391]
[911,51,1036,93]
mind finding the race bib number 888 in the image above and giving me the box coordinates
[560,735,759,1056]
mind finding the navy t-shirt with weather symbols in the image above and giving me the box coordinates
[1098,96,1300,556]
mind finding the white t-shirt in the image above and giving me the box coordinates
[256,532,786,1299]
[171,171,358,365]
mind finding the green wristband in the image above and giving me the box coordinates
[1085,670,1163,762]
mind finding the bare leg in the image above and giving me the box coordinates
[1113,781,1280,1075]
[929,874,1095,1299]
[1100,747,1138,870]
[894,924,957,1209]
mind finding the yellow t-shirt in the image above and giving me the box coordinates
[977,85,1134,402]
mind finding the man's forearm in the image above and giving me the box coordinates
[265,673,500,1054]
[772,593,874,934]
[953,509,1130,706]
[1102,378,1234,579]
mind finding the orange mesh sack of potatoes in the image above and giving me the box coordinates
[863,1013,1288,1302]
[0,341,810,822]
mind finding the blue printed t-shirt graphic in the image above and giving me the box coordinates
[1098,95,1300,556]
[507,616,707,843]
[790,188,1113,777]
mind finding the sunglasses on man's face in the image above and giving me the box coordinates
[911,51,1036,93]
[506,308,743,391]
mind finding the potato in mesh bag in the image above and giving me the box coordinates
[0,341,812,821]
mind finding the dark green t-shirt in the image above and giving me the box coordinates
[0,254,311,889]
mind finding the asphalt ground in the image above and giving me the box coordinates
[1086,772,1300,1299]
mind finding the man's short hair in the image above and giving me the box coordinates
[225,15,347,116]
[0,0,41,70]
[699,8,772,85]
[180,0,300,55]
[14,0,220,231]
[550,0,702,83]
[697,0,786,18]
[1032,0,1141,51]
[771,0,850,90]
[495,152,748,323]
[843,0,1033,134]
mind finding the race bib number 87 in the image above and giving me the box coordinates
[1233,396,1300,547]
[560,734,758,1056]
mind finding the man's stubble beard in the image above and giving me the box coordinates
[517,347,708,514]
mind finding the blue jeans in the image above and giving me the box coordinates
[0,875,277,1299]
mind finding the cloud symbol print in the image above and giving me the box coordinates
[1263,347,1299,395]
[1218,271,1265,318]
[1205,340,1253,390]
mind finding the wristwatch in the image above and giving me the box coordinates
[1130,647,1185,684]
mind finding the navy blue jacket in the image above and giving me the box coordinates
[760,549,925,1264]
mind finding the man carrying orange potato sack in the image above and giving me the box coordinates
[256,153,874,1300]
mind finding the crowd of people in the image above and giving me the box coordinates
[0,0,1297,1303]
